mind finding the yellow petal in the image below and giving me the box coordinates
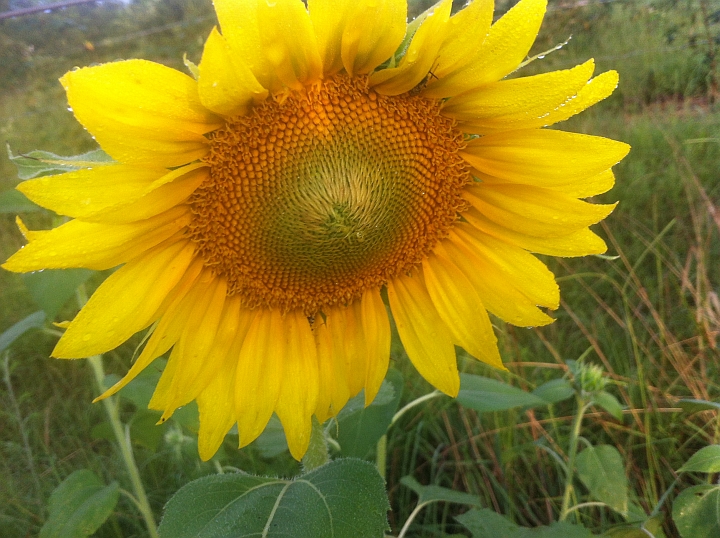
[149,347,183,421]
[3,206,191,272]
[235,308,284,447]
[96,166,207,224]
[459,69,619,134]
[423,0,547,98]
[370,0,452,96]
[387,271,459,396]
[442,60,594,131]
[161,277,228,412]
[472,166,617,199]
[313,315,350,422]
[61,60,221,166]
[461,211,609,257]
[213,0,280,92]
[438,237,554,327]
[432,0,494,78]
[94,260,206,400]
[327,302,366,396]
[256,0,322,90]
[341,0,407,75]
[308,0,352,75]
[197,369,237,461]
[193,295,254,403]
[461,129,630,187]
[454,223,560,309]
[464,183,616,238]
[18,163,206,223]
[275,310,319,460]
[422,252,504,369]
[196,303,257,459]
[52,240,195,358]
[198,27,268,117]
[533,70,619,129]
[360,288,391,405]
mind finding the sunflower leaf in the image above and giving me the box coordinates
[456,374,548,412]
[158,459,389,538]
[672,484,720,538]
[575,444,628,516]
[39,469,119,538]
[0,310,46,355]
[0,189,43,214]
[401,476,482,507]
[335,368,403,458]
[456,509,594,537]
[679,445,720,473]
[22,268,94,320]
[7,145,113,180]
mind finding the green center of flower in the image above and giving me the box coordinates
[190,75,470,313]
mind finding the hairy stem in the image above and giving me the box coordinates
[559,396,591,521]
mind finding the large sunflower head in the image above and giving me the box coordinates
[3,0,629,460]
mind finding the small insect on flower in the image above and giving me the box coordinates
[2,0,629,460]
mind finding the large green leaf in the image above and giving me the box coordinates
[39,469,118,538]
[672,484,720,538]
[23,269,94,320]
[679,445,720,473]
[336,369,403,458]
[0,310,46,354]
[456,374,547,412]
[575,444,628,516]
[456,509,593,537]
[7,146,113,180]
[158,459,389,538]
[401,476,482,507]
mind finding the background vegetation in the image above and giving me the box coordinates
[1,0,718,536]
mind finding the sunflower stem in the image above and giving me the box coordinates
[559,396,591,522]
[76,283,158,538]
[301,416,329,472]
[87,355,159,538]
[376,434,388,480]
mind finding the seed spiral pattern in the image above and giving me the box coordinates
[190,75,470,313]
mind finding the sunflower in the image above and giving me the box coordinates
[3,0,629,460]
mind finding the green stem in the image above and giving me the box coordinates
[75,284,158,537]
[301,416,329,472]
[559,397,591,522]
[376,434,387,480]
[88,355,159,538]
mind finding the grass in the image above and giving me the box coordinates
[1,0,719,536]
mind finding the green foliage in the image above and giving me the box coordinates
[0,189,42,214]
[575,445,629,516]
[23,269,95,320]
[0,310,45,355]
[456,509,593,537]
[335,369,403,458]
[7,147,113,180]
[401,476,482,507]
[672,485,720,538]
[456,373,550,412]
[158,459,389,538]
[39,470,118,538]
[679,445,720,473]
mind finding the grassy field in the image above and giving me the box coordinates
[1,0,718,536]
